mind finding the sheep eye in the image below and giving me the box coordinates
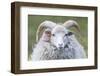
[68,32,73,36]
[45,31,51,34]
[52,34,55,36]
[65,32,73,36]
[65,34,68,36]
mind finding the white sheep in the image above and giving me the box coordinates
[32,20,86,60]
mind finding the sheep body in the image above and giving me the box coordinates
[32,20,86,61]
[32,34,86,60]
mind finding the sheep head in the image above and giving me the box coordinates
[36,20,80,50]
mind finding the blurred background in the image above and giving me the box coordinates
[28,15,88,60]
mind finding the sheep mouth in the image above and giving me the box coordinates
[58,44,68,50]
[58,47,64,50]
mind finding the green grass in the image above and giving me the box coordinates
[28,15,88,60]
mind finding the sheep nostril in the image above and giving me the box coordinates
[59,47,63,50]
[58,44,63,47]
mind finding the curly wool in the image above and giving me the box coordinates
[32,35,86,61]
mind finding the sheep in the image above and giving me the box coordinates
[32,20,86,60]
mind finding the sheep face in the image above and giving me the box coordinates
[36,20,79,50]
[50,25,73,50]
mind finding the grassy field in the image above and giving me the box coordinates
[28,15,88,60]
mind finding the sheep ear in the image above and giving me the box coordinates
[36,21,56,42]
[63,20,80,32]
